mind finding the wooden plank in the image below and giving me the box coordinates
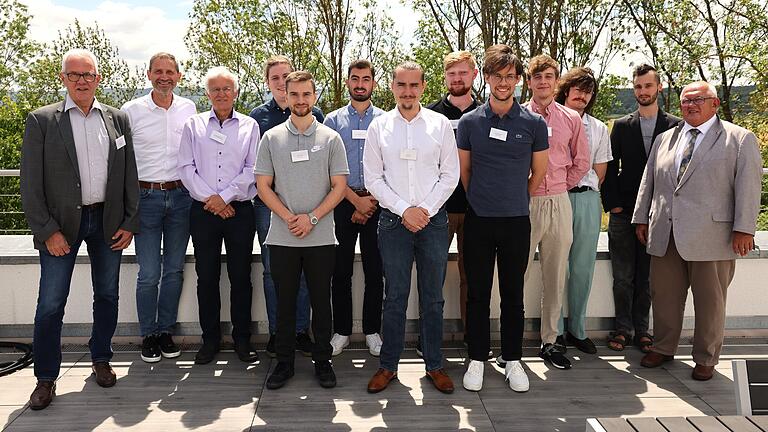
[747,361,768,382]
[718,416,763,432]
[586,418,608,432]
[751,387,768,412]
[627,417,667,432]
[735,360,753,415]
[657,417,699,432]
[687,416,731,432]
[597,418,635,432]
[748,416,768,431]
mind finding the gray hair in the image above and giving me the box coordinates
[204,66,239,93]
[681,81,718,99]
[61,49,99,74]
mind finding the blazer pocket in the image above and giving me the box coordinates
[712,213,733,222]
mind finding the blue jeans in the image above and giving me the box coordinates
[254,197,310,334]
[134,187,192,337]
[378,208,449,372]
[34,206,122,380]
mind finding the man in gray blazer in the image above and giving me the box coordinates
[20,49,139,410]
[632,81,762,381]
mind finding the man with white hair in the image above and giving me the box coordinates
[21,48,139,410]
[178,66,261,365]
[633,81,762,380]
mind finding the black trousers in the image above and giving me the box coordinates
[608,211,651,336]
[464,208,530,362]
[189,200,255,345]
[331,199,384,336]
[271,245,335,363]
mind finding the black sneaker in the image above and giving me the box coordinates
[554,335,568,353]
[566,332,597,355]
[194,342,220,365]
[314,360,337,388]
[415,337,423,358]
[234,341,259,363]
[539,343,572,370]
[266,334,276,358]
[141,335,161,363]
[158,333,181,359]
[266,362,295,390]
[296,332,313,357]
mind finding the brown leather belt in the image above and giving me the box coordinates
[139,180,184,190]
[353,189,371,197]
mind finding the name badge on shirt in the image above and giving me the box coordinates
[547,127,553,137]
[352,129,367,140]
[291,150,310,162]
[400,149,418,161]
[450,119,460,130]
[115,135,126,149]
[489,127,507,141]
[210,130,227,144]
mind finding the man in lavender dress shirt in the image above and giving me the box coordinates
[178,67,261,365]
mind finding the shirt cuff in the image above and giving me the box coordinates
[219,188,235,204]
[393,200,411,217]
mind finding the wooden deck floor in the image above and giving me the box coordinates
[2,344,766,431]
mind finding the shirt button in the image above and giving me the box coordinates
[219,152,222,155]
[218,179,221,182]
[76,205,81,209]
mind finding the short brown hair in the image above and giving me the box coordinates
[285,70,316,92]
[444,51,476,71]
[555,67,598,114]
[148,52,179,72]
[527,54,560,79]
[347,59,375,79]
[392,61,425,81]
[632,63,660,84]
[482,44,523,77]
[265,55,293,81]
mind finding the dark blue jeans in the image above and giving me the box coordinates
[378,208,449,372]
[34,206,122,380]
[254,196,310,335]
[134,187,192,337]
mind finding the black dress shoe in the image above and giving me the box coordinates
[92,362,117,387]
[234,341,259,363]
[266,362,295,389]
[314,361,337,388]
[29,380,55,410]
[195,342,220,365]
[566,332,597,354]
[296,332,314,357]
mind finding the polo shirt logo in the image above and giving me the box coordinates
[515,134,523,139]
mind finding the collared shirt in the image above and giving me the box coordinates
[363,105,460,217]
[674,114,718,176]
[577,113,613,191]
[457,100,549,217]
[323,102,383,190]
[177,108,260,203]
[254,118,349,247]
[65,94,109,205]
[249,97,325,134]
[427,94,479,213]
[121,92,197,182]
[523,99,590,196]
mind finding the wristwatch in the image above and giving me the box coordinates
[308,212,319,225]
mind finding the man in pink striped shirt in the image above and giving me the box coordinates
[522,55,590,370]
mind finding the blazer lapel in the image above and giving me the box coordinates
[627,111,646,161]
[676,118,723,189]
[54,101,81,180]
[100,107,118,177]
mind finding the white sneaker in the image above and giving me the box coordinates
[365,333,383,357]
[505,360,529,392]
[463,360,484,391]
[330,333,349,356]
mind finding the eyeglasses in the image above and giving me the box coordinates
[489,73,518,83]
[209,87,234,95]
[681,97,715,106]
[64,72,97,83]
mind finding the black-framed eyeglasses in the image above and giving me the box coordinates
[681,97,715,106]
[64,72,97,83]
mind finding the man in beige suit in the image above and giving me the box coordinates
[632,81,762,381]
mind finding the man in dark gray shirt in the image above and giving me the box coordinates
[255,71,349,390]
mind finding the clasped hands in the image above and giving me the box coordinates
[351,195,378,224]
[283,213,314,238]
[204,194,235,219]
[402,207,430,233]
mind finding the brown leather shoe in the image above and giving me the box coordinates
[640,352,674,368]
[29,380,56,410]
[92,362,117,387]
[426,368,455,394]
[367,368,397,393]
[692,364,715,381]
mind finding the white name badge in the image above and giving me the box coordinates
[115,135,126,149]
[450,119,460,130]
[210,130,227,144]
[489,127,507,141]
[547,127,553,137]
[291,150,309,162]
[352,129,367,140]
[400,149,418,160]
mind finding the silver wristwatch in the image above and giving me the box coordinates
[308,212,319,225]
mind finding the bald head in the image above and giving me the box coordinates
[682,81,717,98]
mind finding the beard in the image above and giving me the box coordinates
[349,88,372,102]
[636,92,658,107]
[448,83,471,97]
[291,105,312,117]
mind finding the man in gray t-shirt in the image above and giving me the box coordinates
[255,71,349,391]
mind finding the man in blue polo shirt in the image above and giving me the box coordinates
[324,60,385,357]
[249,55,324,357]
[458,44,549,393]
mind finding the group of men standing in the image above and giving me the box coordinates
[19,42,761,410]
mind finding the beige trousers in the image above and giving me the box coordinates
[650,234,735,366]
[524,192,573,344]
